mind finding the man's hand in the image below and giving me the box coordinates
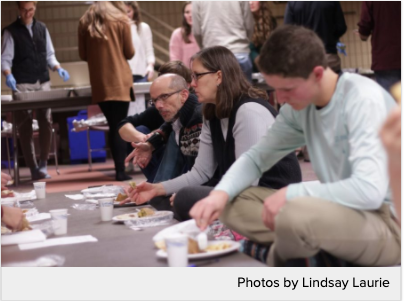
[125,142,153,169]
[169,193,176,206]
[125,181,165,205]
[5,74,17,91]
[189,190,229,231]
[1,172,11,189]
[1,206,24,230]
[57,67,70,82]
[262,187,288,231]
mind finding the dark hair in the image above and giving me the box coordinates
[191,46,268,120]
[181,2,192,43]
[16,1,38,8]
[259,25,327,78]
[252,2,277,47]
[124,1,141,31]
[158,60,192,84]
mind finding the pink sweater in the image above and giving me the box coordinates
[169,28,200,67]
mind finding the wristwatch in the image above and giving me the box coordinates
[145,131,165,151]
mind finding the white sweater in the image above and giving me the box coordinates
[127,22,155,76]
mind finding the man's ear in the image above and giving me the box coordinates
[216,70,222,86]
[313,66,324,82]
[181,89,189,104]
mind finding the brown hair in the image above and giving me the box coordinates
[123,1,142,32]
[252,2,277,47]
[16,1,38,8]
[191,46,268,120]
[79,1,128,40]
[181,2,192,44]
[258,25,327,78]
[158,61,192,84]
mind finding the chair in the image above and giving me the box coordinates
[1,123,60,176]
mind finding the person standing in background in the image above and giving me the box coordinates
[1,1,70,181]
[124,1,155,83]
[192,1,254,81]
[356,2,401,92]
[284,1,347,74]
[169,2,200,66]
[249,1,277,73]
[78,1,134,181]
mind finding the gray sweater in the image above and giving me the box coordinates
[192,1,254,54]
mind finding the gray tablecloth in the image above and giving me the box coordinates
[1,191,266,267]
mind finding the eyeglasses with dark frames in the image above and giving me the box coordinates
[149,89,183,105]
[191,71,218,82]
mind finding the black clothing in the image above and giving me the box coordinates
[118,106,164,132]
[284,2,347,54]
[4,18,50,84]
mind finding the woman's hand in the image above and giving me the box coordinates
[127,182,166,205]
[146,64,155,81]
[189,190,229,231]
[169,193,176,206]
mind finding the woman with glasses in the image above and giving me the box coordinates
[169,2,200,66]
[125,46,302,221]
[78,1,134,181]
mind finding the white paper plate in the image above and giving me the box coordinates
[152,219,198,242]
[112,210,172,222]
[156,240,240,260]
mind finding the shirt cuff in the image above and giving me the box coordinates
[286,183,301,201]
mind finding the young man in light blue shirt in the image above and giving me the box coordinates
[189,25,400,267]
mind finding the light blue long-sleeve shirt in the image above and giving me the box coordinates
[215,73,398,213]
[1,21,59,73]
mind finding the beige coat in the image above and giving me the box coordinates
[78,19,135,104]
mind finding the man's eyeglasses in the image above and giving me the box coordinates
[149,89,183,105]
[191,71,217,82]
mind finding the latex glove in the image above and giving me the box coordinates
[57,68,70,82]
[336,42,347,56]
[5,74,17,91]
[146,64,154,81]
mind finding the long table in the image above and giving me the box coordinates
[1,83,152,186]
[1,191,266,267]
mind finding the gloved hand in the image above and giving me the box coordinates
[336,42,347,56]
[5,74,17,91]
[57,68,70,82]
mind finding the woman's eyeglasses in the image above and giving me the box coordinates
[149,89,183,105]
[191,71,217,82]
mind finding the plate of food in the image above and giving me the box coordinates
[155,240,240,260]
[113,208,160,221]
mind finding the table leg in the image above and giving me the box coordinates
[12,113,19,186]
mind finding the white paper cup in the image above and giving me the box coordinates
[49,209,68,235]
[33,182,46,199]
[98,198,114,222]
[164,233,188,267]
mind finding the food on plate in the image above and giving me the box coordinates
[1,189,15,198]
[154,238,204,254]
[137,208,155,218]
[1,226,11,234]
[19,217,32,231]
[129,181,137,189]
[115,193,128,203]
[390,82,401,105]
[206,242,232,252]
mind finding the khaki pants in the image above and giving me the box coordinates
[220,187,401,267]
[14,81,52,169]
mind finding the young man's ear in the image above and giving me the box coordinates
[312,66,324,82]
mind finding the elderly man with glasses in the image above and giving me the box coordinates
[119,73,202,209]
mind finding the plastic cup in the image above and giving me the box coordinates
[33,182,46,199]
[49,209,68,235]
[164,233,188,267]
[98,198,114,222]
